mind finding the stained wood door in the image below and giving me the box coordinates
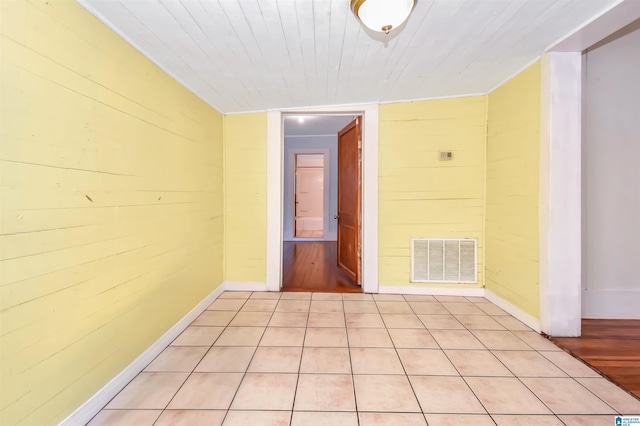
[336,117,362,285]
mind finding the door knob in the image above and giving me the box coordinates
[334,214,339,220]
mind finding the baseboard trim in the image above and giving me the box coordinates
[377,285,485,297]
[58,283,225,426]
[224,281,268,291]
[484,289,541,333]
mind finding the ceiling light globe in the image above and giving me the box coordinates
[351,0,415,33]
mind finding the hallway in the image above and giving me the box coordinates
[282,241,361,293]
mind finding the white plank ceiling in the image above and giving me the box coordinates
[78,0,621,114]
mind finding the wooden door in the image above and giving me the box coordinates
[336,117,362,285]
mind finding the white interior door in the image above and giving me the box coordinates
[295,155,324,238]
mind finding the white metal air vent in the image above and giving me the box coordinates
[411,238,477,283]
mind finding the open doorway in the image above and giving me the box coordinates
[281,114,362,293]
[294,154,325,238]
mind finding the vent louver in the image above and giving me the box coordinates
[411,238,477,283]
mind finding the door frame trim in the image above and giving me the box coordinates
[266,104,379,293]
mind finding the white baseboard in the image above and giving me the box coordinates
[484,289,541,333]
[377,285,485,297]
[59,283,225,426]
[224,281,268,291]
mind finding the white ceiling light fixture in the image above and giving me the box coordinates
[350,0,416,34]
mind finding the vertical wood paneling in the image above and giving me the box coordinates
[0,1,223,424]
[223,113,268,283]
[378,96,487,287]
[485,61,541,319]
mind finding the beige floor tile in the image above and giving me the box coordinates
[373,294,405,301]
[276,299,311,312]
[454,314,506,330]
[155,410,226,426]
[171,326,224,346]
[350,348,404,374]
[425,414,495,425]
[558,415,619,425]
[492,315,534,331]
[575,377,640,414]
[403,295,438,302]
[294,374,356,411]
[260,327,306,346]
[248,346,302,373]
[167,373,243,409]
[418,314,466,329]
[387,328,439,349]
[397,349,459,376]
[249,292,282,299]
[359,412,427,425]
[208,299,245,311]
[308,312,346,327]
[300,347,352,374]
[195,346,256,372]
[344,301,379,313]
[408,302,450,315]
[345,313,385,328]
[230,373,298,410]
[540,351,601,377]
[492,350,567,377]
[353,375,421,412]
[240,299,278,312]
[342,293,374,301]
[192,311,236,326]
[228,311,272,327]
[219,291,252,299]
[492,415,564,425]
[305,327,348,347]
[224,410,291,425]
[269,312,308,327]
[347,328,393,347]
[375,301,413,314]
[312,293,343,300]
[145,346,209,372]
[381,313,424,329]
[434,295,469,303]
[409,376,486,413]
[106,372,188,409]
[512,331,562,351]
[87,410,161,426]
[471,330,532,350]
[292,411,358,426]
[214,327,265,346]
[522,378,616,415]
[441,302,486,315]
[280,291,312,300]
[445,349,513,377]
[465,296,491,304]
[310,300,344,313]
[430,329,484,349]
[476,303,509,315]
[465,377,552,414]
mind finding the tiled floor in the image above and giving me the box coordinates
[88,292,640,426]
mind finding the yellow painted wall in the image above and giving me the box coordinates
[223,113,267,283]
[0,1,223,424]
[485,62,541,318]
[379,97,487,286]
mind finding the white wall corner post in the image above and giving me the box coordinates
[266,110,283,291]
[539,52,583,336]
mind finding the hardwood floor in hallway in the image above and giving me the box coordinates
[282,241,361,293]
[552,319,640,399]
